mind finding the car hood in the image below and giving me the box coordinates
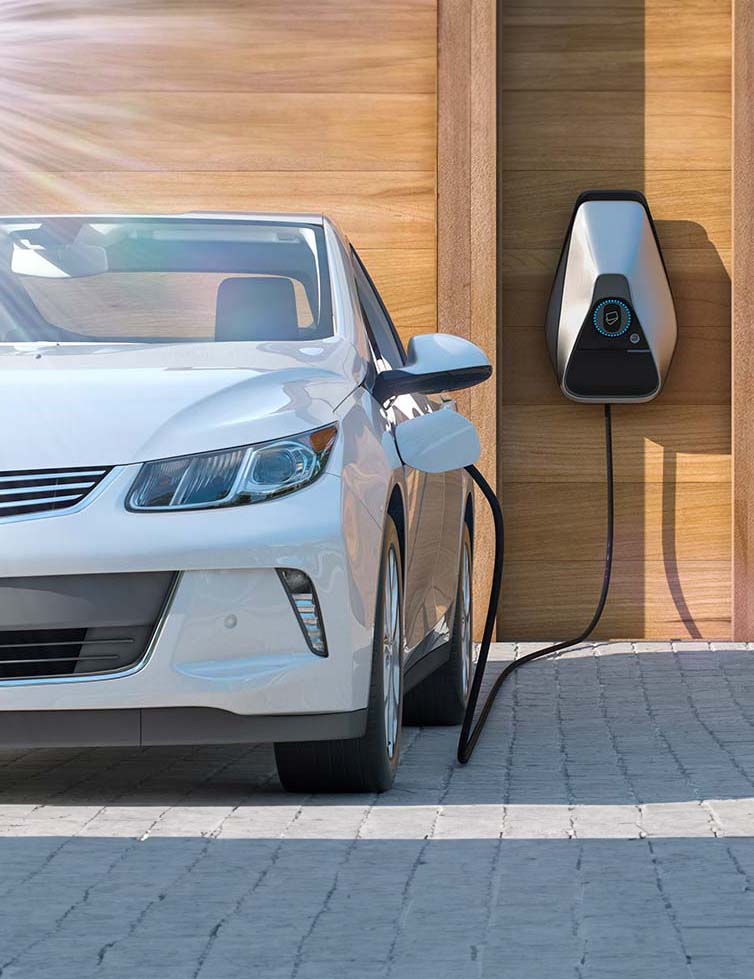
[0,338,365,469]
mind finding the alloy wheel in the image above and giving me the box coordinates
[460,542,473,700]
[382,546,401,759]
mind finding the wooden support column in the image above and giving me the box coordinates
[733,0,754,638]
[437,0,497,636]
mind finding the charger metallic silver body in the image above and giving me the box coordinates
[545,192,677,403]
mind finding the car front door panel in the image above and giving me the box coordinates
[349,247,459,659]
[430,397,467,631]
[385,393,445,654]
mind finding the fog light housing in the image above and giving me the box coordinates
[277,568,328,656]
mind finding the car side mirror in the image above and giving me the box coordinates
[373,333,491,404]
[394,410,481,473]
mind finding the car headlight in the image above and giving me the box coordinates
[126,425,337,511]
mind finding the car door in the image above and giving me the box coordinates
[351,250,452,655]
[432,396,468,626]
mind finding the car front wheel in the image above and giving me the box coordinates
[274,515,404,793]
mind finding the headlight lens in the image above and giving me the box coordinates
[127,425,337,511]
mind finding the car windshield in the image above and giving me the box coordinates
[0,218,333,343]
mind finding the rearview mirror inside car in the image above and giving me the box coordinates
[394,409,481,474]
[10,241,108,278]
[373,333,491,404]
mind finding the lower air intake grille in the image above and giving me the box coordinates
[0,466,112,518]
[0,572,176,680]
[0,628,116,679]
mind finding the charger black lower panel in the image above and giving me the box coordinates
[564,348,660,399]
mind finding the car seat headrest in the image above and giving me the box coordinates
[215,276,300,342]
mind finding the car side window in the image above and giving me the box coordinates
[351,249,406,369]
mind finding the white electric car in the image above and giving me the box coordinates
[0,213,490,792]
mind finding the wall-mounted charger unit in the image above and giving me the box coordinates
[458,190,679,764]
[545,190,677,403]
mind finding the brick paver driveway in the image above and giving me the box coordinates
[0,642,753,978]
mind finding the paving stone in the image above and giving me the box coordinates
[0,642,750,977]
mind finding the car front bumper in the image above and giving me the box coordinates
[0,467,383,736]
[0,706,369,748]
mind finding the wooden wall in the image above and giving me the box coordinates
[499,0,732,639]
[5,0,734,641]
[0,1,437,347]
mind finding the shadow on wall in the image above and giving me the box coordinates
[498,0,648,640]
[652,220,731,640]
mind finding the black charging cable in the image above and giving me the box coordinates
[457,403,614,764]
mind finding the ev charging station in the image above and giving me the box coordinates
[456,190,678,762]
[545,190,677,403]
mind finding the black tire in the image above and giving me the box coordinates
[274,516,404,793]
[403,521,473,726]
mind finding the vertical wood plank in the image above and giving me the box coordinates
[438,0,472,358]
[438,0,498,636]
[733,0,754,637]
[470,0,499,467]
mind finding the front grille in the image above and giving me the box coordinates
[0,572,176,680]
[0,466,111,518]
[0,629,123,679]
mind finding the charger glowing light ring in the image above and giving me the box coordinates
[593,298,631,337]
